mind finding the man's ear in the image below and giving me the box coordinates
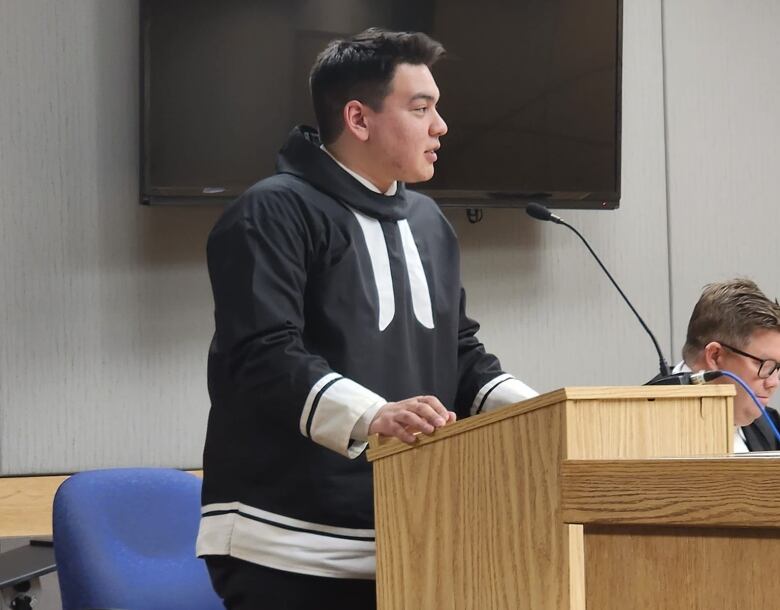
[702,341,724,369]
[342,100,370,142]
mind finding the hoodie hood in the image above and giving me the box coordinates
[276,125,413,221]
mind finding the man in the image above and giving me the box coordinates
[674,278,780,452]
[196,29,536,609]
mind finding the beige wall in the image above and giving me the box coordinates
[0,1,220,474]
[663,0,780,356]
[0,0,778,476]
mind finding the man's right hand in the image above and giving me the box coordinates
[368,395,456,444]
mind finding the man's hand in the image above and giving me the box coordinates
[368,395,456,444]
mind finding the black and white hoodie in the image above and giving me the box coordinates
[196,126,536,579]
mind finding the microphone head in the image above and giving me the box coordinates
[526,202,553,221]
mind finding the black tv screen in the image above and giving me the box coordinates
[141,0,622,209]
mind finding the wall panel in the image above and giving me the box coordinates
[663,0,780,361]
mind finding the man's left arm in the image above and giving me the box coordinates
[453,288,538,417]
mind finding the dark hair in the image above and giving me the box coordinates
[309,28,445,145]
[682,278,780,363]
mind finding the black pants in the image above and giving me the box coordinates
[205,555,377,610]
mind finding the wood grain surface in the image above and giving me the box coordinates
[370,387,733,609]
[562,456,780,528]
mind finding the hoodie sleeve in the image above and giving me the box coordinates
[207,191,385,458]
[453,288,538,417]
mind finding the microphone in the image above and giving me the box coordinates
[690,370,724,384]
[526,202,563,224]
[525,202,673,379]
[652,370,724,386]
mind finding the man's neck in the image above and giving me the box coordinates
[321,143,396,195]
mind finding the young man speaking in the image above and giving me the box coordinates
[197,29,536,609]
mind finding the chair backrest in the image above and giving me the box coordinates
[53,468,223,610]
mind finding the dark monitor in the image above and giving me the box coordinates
[141,0,622,209]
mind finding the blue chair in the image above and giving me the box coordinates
[52,468,223,610]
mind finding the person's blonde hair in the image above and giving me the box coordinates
[682,278,780,363]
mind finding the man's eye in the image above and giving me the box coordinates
[413,107,428,114]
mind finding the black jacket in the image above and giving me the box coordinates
[744,407,780,451]
[196,126,533,578]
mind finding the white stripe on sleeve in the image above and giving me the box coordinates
[301,374,387,458]
[299,372,342,437]
[471,374,538,415]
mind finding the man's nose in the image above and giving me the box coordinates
[764,369,780,390]
[431,109,447,137]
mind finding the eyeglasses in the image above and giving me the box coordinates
[718,342,780,379]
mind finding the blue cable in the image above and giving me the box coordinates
[717,370,780,445]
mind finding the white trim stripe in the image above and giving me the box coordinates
[201,501,375,538]
[299,372,342,437]
[197,510,376,579]
[473,376,538,415]
[350,401,385,442]
[350,209,395,331]
[310,377,386,458]
[482,377,538,412]
[398,220,435,329]
[471,374,513,416]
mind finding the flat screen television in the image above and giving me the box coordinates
[141,0,622,209]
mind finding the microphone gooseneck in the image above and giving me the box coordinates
[525,202,671,378]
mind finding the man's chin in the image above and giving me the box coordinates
[738,406,764,427]
[404,170,435,185]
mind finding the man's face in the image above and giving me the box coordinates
[711,329,780,426]
[362,63,448,188]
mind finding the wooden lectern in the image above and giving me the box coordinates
[561,456,780,609]
[366,386,735,610]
